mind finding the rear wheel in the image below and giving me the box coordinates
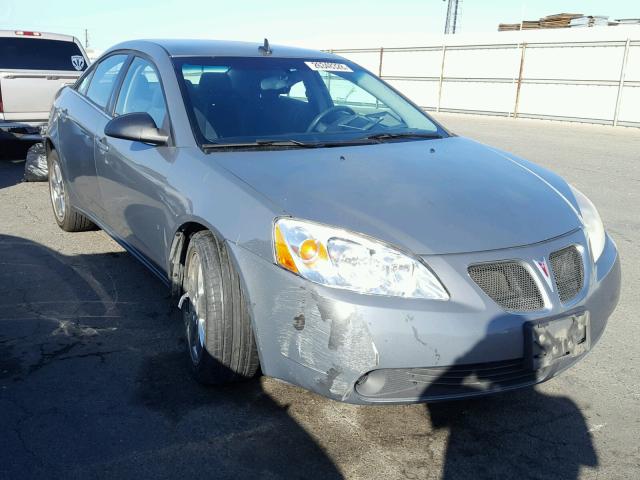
[182,230,259,384]
[47,149,95,232]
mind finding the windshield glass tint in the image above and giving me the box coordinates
[0,37,86,71]
[173,57,441,145]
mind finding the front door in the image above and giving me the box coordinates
[95,56,175,270]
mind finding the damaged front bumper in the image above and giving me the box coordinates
[229,228,621,404]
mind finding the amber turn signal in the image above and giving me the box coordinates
[274,224,298,273]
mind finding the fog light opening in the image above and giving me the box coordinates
[355,370,387,397]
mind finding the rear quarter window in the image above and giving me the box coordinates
[0,37,87,71]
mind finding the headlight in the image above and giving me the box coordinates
[274,218,448,300]
[570,186,605,262]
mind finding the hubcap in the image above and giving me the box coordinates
[184,251,206,365]
[49,160,66,221]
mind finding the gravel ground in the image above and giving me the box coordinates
[1,115,639,479]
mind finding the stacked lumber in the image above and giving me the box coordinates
[498,23,522,32]
[498,20,541,31]
[540,13,583,28]
[499,13,612,31]
[521,20,542,30]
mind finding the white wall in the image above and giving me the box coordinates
[330,26,640,127]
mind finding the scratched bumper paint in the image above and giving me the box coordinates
[228,228,620,404]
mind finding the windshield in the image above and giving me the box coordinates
[173,57,445,148]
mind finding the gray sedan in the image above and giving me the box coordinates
[45,39,620,404]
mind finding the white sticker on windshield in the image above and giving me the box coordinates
[305,61,352,73]
[71,55,85,71]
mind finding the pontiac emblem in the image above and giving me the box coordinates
[534,258,554,291]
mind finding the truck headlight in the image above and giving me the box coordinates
[274,218,448,300]
[570,186,606,262]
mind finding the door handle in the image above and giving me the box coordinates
[96,137,110,153]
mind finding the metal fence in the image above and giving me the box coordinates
[329,39,640,127]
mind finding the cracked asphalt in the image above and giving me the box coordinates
[1,114,639,479]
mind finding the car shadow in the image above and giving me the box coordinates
[423,317,597,480]
[0,226,599,479]
[0,233,342,479]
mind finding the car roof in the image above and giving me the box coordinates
[0,30,79,43]
[107,39,340,60]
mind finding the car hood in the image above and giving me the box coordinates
[215,136,580,255]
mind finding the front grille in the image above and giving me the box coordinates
[356,359,536,400]
[550,245,584,303]
[468,262,544,311]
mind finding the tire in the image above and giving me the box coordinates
[182,230,259,384]
[47,149,96,232]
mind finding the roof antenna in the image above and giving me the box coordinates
[258,38,272,56]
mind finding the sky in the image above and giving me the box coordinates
[0,0,637,51]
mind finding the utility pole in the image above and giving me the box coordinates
[443,0,461,34]
[84,29,89,48]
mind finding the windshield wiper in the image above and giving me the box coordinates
[255,139,323,148]
[202,139,324,150]
[202,137,387,150]
[362,132,443,141]
[202,133,441,150]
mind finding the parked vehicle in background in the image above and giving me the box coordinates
[0,30,89,144]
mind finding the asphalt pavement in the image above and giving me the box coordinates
[1,115,639,479]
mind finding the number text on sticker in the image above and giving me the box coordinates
[305,61,353,73]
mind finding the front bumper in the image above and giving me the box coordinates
[230,228,621,404]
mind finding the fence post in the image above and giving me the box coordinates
[613,38,631,127]
[513,42,527,118]
[437,45,447,112]
[378,47,384,77]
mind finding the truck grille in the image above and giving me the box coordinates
[549,245,584,303]
[469,262,544,311]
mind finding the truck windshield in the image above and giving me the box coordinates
[173,56,444,147]
[0,37,87,71]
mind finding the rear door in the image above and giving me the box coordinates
[0,35,88,121]
[58,54,128,217]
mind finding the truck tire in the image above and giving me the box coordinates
[47,149,96,232]
[182,230,260,384]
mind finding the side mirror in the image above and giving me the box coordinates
[104,112,169,146]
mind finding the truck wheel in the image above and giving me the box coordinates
[47,149,96,232]
[182,230,259,384]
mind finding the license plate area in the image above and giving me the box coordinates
[524,311,590,371]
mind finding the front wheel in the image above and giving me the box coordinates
[47,149,96,232]
[182,230,259,384]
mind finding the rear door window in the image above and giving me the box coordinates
[85,55,127,109]
[0,37,88,71]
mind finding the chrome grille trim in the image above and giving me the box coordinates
[468,261,545,311]
[550,245,584,303]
